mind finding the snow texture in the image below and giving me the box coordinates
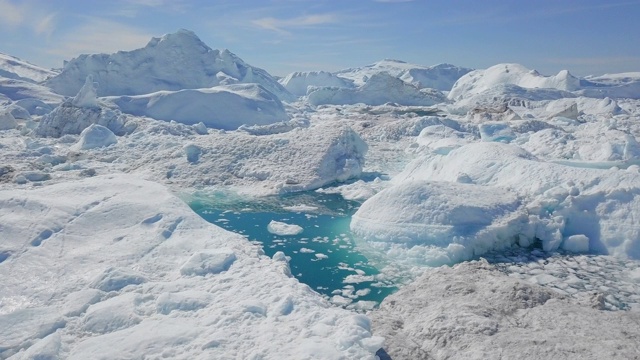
[0,174,381,359]
[279,71,354,97]
[372,259,640,360]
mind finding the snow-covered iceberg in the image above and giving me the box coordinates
[279,71,354,97]
[307,72,445,106]
[364,142,640,260]
[449,63,581,101]
[335,59,472,90]
[46,29,294,101]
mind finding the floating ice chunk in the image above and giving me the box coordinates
[72,124,117,150]
[180,249,236,276]
[315,253,329,260]
[562,234,590,253]
[300,247,315,253]
[267,220,303,236]
[282,204,319,212]
[351,180,525,266]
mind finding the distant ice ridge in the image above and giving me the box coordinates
[448,63,581,101]
[279,71,354,97]
[335,59,473,90]
[307,72,445,106]
[0,174,382,359]
[46,29,294,101]
[352,142,640,265]
[0,52,58,83]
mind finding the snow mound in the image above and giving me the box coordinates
[279,71,353,97]
[0,174,381,359]
[307,72,444,106]
[0,52,57,83]
[372,259,640,360]
[71,124,117,150]
[335,59,472,90]
[267,220,303,236]
[351,180,526,266]
[46,29,293,101]
[108,84,289,130]
[449,63,580,101]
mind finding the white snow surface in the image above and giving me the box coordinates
[45,29,294,101]
[107,83,289,130]
[0,174,382,359]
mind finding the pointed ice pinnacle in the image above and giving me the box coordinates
[72,75,99,108]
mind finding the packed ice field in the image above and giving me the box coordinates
[1,29,640,359]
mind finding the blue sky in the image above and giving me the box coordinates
[1,0,639,77]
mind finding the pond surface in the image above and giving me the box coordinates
[189,190,397,310]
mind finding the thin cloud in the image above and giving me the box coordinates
[35,12,58,38]
[45,18,152,60]
[0,0,57,35]
[252,13,340,35]
[0,0,24,27]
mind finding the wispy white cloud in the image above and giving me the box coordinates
[252,13,340,35]
[0,0,58,36]
[44,18,152,60]
[0,0,24,27]
[114,0,188,18]
[35,12,58,38]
